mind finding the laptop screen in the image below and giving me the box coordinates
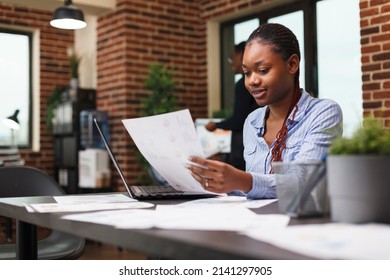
[93,118,134,198]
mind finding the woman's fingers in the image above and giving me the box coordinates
[187,157,209,177]
[188,156,208,168]
[188,167,202,180]
[187,156,230,193]
[187,158,212,190]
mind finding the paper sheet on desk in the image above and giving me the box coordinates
[243,223,390,259]
[26,201,154,213]
[177,196,278,209]
[62,209,156,229]
[25,194,154,213]
[62,205,289,231]
[153,204,289,231]
[53,194,135,204]
[122,109,215,194]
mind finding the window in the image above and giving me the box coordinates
[220,0,361,137]
[269,10,305,88]
[233,19,260,84]
[317,0,362,137]
[0,29,32,148]
[221,19,259,110]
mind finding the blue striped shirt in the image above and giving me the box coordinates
[239,89,343,199]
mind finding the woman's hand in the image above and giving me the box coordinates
[187,156,252,193]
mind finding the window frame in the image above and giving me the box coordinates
[0,27,33,149]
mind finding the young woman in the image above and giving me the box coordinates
[187,23,343,199]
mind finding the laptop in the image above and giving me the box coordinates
[94,118,216,200]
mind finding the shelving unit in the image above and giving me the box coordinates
[52,87,96,194]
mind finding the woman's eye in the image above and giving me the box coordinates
[258,68,268,74]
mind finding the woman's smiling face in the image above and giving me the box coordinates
[242,41,298,108]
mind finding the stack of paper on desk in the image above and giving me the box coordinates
[25,194,154,213]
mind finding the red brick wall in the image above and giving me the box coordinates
[97,0,206,190]
[360,0,390,127]
[0,3,74,177]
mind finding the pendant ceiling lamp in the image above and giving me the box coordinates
[50,0,87,30]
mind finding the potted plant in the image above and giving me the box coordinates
[140,63,177,116]
[327,117,390,223]
[136,63,178,184]
[67,46,80,89]
[46,86,67,129]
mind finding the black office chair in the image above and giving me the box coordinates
[0,166,85,259]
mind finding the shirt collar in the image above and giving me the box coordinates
[288,89,310,124]
[250,89,311,135]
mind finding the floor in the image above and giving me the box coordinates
[79,240,147,260]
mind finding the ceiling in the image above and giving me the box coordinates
[2,0,116,15]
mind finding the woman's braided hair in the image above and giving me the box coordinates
[247,23,302,163]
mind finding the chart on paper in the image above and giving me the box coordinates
[122,109,212,194]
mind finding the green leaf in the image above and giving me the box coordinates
[141,63,177,117]
[329,117,390,156]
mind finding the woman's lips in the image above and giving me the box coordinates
[251,88,267,99]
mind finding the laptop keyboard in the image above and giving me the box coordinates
[130,185,216,200]
[132,185,183,196]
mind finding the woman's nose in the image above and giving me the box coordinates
[248,73,261,86]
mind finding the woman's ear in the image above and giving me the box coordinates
[287,54,299,74]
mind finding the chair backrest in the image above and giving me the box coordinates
[0,166,85,260]
[0,166,65,197]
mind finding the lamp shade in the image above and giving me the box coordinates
[50,0,87,30]
[2,109,20,130]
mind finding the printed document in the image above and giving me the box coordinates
[122,109,213,194]
[62,205,290,231]
[25,194,154,213]
[244,223,390,259]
